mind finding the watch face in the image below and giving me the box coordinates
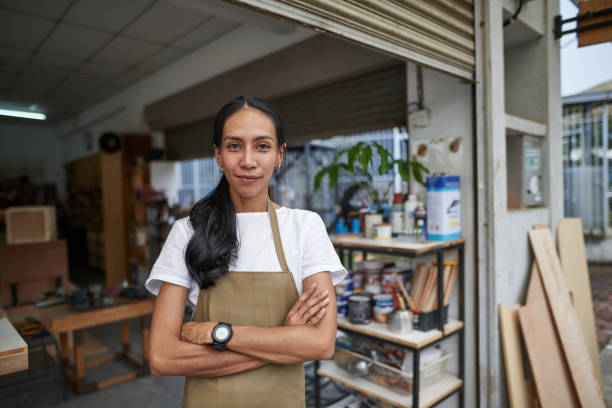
[215,326,230,341]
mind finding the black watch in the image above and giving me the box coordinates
[211,322,233,350]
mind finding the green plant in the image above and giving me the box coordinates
[313,141,429,209]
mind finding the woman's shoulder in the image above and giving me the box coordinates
[281,208,326,232]
[169,216,194,238]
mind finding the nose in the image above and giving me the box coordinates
[240,146,257,169]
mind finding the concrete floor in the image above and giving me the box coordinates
[0,315,348,408]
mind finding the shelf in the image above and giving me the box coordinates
[318,361,462,408]
[505,113,547,137]
[330,235,465,255]
[338,317,463,349]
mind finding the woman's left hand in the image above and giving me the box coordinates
[180,321,214,345]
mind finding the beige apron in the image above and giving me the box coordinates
[182,199,305,408]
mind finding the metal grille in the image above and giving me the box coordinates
[563,102,611,236]
[176,127,409,229]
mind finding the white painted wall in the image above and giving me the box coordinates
[150,161,179,207]
[58,24,315,165]
[405,64,476,407]
[0,121,64,199]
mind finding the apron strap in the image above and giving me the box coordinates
[268,198,291,273]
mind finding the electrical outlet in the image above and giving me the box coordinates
[410,109,430,128]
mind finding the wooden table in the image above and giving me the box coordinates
[6,297,154,394]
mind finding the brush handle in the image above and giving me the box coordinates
[394,272,415,310]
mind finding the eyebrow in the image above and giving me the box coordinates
[223,135,274,142]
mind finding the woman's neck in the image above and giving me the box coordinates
[230,189,279,213]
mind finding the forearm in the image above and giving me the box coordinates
[227,325,334,364]
[150,339,267,377]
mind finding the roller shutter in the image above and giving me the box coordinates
[165,63,405,160]
[227,0,475,80]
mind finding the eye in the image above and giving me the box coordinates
[257,143,271,150]
[226,143,241,150]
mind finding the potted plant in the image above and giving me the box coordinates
[313,141,429,210]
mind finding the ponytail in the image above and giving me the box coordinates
[185,175,237,289]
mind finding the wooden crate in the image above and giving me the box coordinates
[6,206,57,244]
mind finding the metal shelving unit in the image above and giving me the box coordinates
[314,236,465,408]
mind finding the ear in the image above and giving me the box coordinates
[277,143,286,167]
[214,145,223,168]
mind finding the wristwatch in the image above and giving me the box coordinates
[211,322,233,350]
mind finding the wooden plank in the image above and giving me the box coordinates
[578,0,612,47]
[557,218,603,391]
[499,304,536,408]
[37,300,154,333]
[337,317,463,349]
[517,264,578,407]
[330,235,465,255]
[0,317,28,375]
[528,228,605,407]
[318,362,463,408]
[101,148,128,285]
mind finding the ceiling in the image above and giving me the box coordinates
[0,0,253,122]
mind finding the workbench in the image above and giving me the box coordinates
[5,297,153,394]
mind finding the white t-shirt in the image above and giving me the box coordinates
[145,207,348,311]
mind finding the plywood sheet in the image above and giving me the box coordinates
[528,228,604,408]
[557,218,603,391]
[0,240,70,306]
[499,304,537,408]
[6,206,57,244]
[0,317,28,375]
[518,264,578,407]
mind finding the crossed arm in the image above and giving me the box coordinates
[149,271,337,377]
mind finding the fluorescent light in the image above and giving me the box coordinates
[0,108,46,120]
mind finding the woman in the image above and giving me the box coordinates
[145,95,347,407]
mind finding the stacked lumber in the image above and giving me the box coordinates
[499,221,605,408]
[411,262,458,312]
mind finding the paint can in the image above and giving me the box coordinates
[348,295,372,324]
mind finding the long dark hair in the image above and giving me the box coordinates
[185,96,286,289]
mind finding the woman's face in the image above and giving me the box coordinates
[214,106,284,200]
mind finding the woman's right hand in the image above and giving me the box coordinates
[284,284,330,327]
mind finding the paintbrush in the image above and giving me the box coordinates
[394,272,415,310]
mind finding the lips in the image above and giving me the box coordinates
[236,175,262,184]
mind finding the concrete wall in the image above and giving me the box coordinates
[0,121,64,199]
[405,64,476,407]
[478,0,562,406]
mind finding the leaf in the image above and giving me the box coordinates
[396,161,411,184]
[358,145,372,175]
[411,160,430,174]
[332,148,349,164]
[347,142,363,171]
[313,167,328,191]
[373,142,393,174]
[328,166,339,189]
[410,162,427,185]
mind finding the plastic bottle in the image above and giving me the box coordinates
[403,194,418,231]
[390,193,404,237]
[414,202,427,241]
